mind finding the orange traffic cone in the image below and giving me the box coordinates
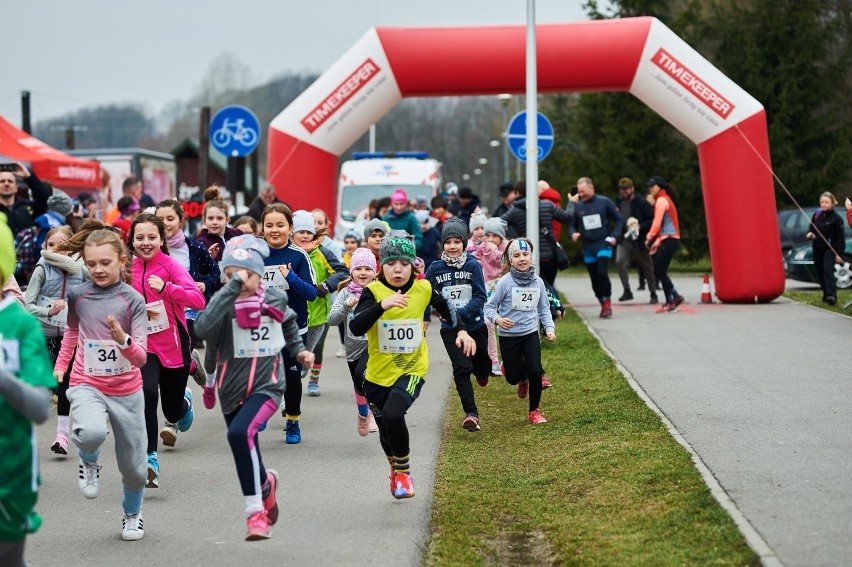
[700,273,714,303]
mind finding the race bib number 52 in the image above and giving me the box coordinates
[232,316,285,358]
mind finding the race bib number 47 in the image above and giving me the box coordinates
[262,266,289,290]
[378,319,422,354]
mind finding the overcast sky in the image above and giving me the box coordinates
[2,0,593,126]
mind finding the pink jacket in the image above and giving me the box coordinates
[471,240,507,282]
[132,251,206,368]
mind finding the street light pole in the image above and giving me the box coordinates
[497,94,512,184]
[525,0,540,267]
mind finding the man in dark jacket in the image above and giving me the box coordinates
[0,163,51,237]
[570,176,624,318]
[491,183,517,221]
[614,177,658,304]
[500,183,575,286]
[247,183,280,221]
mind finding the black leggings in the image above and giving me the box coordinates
[364,375,424,460]
[499,332,544,412]
[224,394,278,497]
[347,351,368,396]
[585,257,612,301]
[653,238,680,303]
[47,336,72,417]
[142,353,190,453]
[281,336,305,417]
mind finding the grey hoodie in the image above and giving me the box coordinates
[483,270,555,337]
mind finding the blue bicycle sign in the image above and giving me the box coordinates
[506,111,555,163]
[209,106,260,157]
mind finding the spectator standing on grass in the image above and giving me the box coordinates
[614,177,658,304]
[645,176,686,313]
[807,191,846,306]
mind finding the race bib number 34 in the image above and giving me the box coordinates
[511,287,540,311]
[84,340,131,376]
[232,316,285,358]
[378,319,422,354]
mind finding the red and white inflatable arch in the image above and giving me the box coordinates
[267,16,784,303]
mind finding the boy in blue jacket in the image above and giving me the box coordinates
[424,218,491,431]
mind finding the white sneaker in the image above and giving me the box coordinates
[78,458,101,499]
[491,363,503,376]
[160,422,178,447]
[121,513,144,541]
[335,348,345,358]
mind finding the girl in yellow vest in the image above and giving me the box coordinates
[350,230,475,499]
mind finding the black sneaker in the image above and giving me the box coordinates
[825,296,837,305]
[649,294,659,305]
[618,291,634,301]
[637,283,646,291]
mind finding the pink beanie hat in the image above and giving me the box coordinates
[349,247,377,274]
[390,189,408,204]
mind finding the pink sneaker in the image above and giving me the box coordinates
[51,433,68,455]
[528,409,547,424]
[392,471,415,499]
[357,415,370,437]
[367,412,379,433]
[517,380,528,399]
[202,385,216,409]
[262,470,279,525]
[245,510,270,541]
[541,375,552,389]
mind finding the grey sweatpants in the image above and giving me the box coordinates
[66,385,147,493]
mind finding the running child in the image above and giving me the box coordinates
[363,218,389,270]
[196,186,243,262]
[194,235,314,541]
[470,217,509,376]
[465,213,487,252]
[341,230,362,268]
[327,247,379,436]
[260,204,317,444]
[483,238,556,424]
[129,213,206,488]
[291,210,348,398]
[155,199,220,386]
[424,218,491,432]
[23,225,88,454]
[0,215,55,566]
[54,218,150,540]
[350,230,475,498]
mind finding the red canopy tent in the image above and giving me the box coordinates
[0,115,100,190]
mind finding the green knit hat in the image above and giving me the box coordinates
[379,230,416,266]
[0,213,15,285]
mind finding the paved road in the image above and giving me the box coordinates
[28,323,455,566]
[560,274,852,567]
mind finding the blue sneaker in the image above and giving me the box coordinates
[146,452,160,488]
[285,420,301,444]
[307,381,320,397]
[176,387,194,432]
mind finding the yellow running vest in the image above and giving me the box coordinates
[365,279,432,387]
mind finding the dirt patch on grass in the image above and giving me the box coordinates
[481,515,558,566]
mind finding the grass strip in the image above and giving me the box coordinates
[784,289,852,315]
[426,308,759,567]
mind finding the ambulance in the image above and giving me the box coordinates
[336,151,442,238]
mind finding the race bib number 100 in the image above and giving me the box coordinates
[511,287,540,311]
[84,340,131,376]
[378,319,422,354]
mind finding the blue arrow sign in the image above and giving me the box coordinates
[210,105,260,157]
[506,111,555,163]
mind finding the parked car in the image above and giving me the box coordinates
[784,236,852,289]
[778,207,852,252]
